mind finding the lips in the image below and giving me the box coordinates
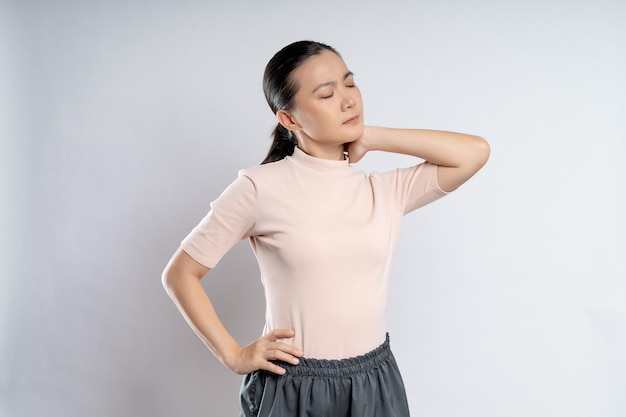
[343,115,359,125]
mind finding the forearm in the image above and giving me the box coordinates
[361,126,490,191]
[163,273,239,368]
[364,126,488,168]
[162,248,302,376]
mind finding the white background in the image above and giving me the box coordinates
[1,0,624,416]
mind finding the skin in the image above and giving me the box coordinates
[277,50,364,161]
[162,247,300,375]
[162,49,490,376]
[279,50,490,192]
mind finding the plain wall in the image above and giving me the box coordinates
[1,0,625,416]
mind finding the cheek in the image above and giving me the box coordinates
[304,105,335,129]
[302,109,325,131]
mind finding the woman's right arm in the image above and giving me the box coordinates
[161,247,302,375]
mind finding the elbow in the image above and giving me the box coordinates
[161,248,210,293]
[161,264,177,294]
[473,136,490,169]
[161,250,210,293]
[438,136,490,192]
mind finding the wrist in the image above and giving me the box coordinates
[362,126,386,151]
[219,341,242,372]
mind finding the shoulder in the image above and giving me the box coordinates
[237,158,292,183]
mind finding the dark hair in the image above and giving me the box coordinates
[261,40,341,164]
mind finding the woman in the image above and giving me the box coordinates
[162,40,489,417]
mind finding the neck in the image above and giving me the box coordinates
[297,142,346,161]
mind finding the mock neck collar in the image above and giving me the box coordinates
[286,146,353,174]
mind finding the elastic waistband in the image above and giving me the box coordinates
[275,333,392,378]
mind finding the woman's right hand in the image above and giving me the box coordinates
[226,329,304,375]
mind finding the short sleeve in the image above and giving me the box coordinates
[372,161,450,215]
[180,172,256,268]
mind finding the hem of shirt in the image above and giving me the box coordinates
[180,244,217,269]
[433,164,452,195]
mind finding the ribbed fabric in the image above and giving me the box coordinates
[181,146,448,359]
[239,334,410,417]
[278,333,393,378]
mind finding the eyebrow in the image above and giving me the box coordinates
[311,71,354,94]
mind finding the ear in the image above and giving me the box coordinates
[277,110,301,132]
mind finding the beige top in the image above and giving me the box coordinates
[181,146,449,359]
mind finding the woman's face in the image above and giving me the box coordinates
[287,50,364,149]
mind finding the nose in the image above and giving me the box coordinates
[341,90,356,111]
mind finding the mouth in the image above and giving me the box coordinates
[342,115,359,125]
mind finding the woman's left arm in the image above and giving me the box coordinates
[347,126,490,192]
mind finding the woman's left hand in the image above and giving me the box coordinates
[344,126,372,163]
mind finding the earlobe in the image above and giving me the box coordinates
[277,110,300,132]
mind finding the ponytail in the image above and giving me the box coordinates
[261,124,297,164]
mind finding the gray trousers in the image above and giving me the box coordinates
[239,334,410,417]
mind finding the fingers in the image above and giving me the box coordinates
[260,329,303,375]
[266,328,295,341]
[266,344,302,363]
[229,329,305,376]
[265,329,303,359]
[258,347,301,375]
[262,361,290,375]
